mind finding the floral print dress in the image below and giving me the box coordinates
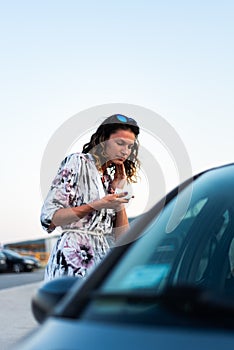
[41,153,116,281]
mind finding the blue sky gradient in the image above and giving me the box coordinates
[1,1,234,243]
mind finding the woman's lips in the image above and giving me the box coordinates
[115,157,125,161]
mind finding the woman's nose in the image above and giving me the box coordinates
[121,147,129,156]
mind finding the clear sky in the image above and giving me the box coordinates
[1,1,234,243]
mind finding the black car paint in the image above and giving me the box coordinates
[1,249,35,273]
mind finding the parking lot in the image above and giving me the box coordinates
[0,270,44,349]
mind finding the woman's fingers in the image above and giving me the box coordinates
[91,191,133,211]
[115,192,134,204]
[115,191,128,198]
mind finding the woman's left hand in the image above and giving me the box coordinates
[111,163,127,191]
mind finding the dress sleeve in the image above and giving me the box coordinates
[40,154,80,233]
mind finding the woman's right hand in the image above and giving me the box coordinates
[50,192,132,228]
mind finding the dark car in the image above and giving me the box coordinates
[0,251,7,272]
[22,255,41,269]
[1,249,35,273]
[17,163,234,349]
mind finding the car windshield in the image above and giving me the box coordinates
[3,249,22,258]
[101,168,234,294]
[81,165,234,325]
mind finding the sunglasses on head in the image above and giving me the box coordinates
[114,114,138,125]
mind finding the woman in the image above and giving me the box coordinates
[41,114,140,280]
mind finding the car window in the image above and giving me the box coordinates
[80,167,234,325]
[0,252,6,259]
[101,194,209,293]
[100,172,234,295]
[194,210,230,283]
[3,250,22,258]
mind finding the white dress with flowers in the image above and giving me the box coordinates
[41,153,116,281]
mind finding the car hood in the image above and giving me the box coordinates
[16,318,234,350]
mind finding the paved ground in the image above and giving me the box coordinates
[0,282,42,350]
[0,269,45,290]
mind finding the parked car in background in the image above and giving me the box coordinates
[22,255,41,269]
[17,163,234,349]
[1,249,35,273]
[0,251,7,272]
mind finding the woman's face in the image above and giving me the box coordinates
[104,129,136,164]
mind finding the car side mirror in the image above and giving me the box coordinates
[31,276,79,324]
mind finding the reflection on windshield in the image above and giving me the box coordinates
[101,171,234,296]
[80,167,234,325]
